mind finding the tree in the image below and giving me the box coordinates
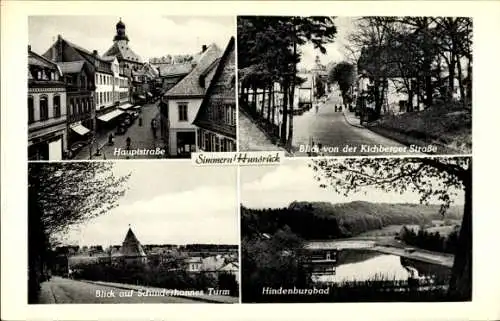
[310,157,471,300]
[28,162,129,302]
[314,75,326,98]
[328,61,356,105]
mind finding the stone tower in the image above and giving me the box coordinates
[113,18,129,43]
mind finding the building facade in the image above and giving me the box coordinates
[161,44,222,157]
[193,37,237,152]
[28,47,68,160]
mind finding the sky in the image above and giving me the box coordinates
[240,159,464,209]
[28,16,235,61]
[298,17,357,70]
[62,161,238,247]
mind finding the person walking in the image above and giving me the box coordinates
[151,119,158,139]
[126,137,131,150]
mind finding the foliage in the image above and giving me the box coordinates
[28,162,129,302]
[237,16,337,147]
[399,225,459,254]
[314,75,326,98]
[242,226,310,302]
[328,61,356,102]
[242,202,462,240]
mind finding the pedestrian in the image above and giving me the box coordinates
[126,137,131,150]
[139,116,143,127]
[108,133,114,146]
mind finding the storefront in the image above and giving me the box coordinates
[28,128,66,161]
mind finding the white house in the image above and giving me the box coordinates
[162,44,222,157]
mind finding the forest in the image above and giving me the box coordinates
[241,201,463,240]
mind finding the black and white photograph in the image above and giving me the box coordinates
[28,161,239,304]
[28,16,236,160]
[240,157,471,303]
[237,17,472,156]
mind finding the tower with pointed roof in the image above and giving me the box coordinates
[116,226,147,264]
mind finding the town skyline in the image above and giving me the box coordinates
[61,162,239,247]
[28,15,235,61]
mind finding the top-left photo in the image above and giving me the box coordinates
[28,16,236,160]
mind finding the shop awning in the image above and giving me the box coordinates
[118,103,134,110]
[147,92,153,97]
[70,123,90,136]
[133,105,142,110]
[138,95,146,99]
[97,109,124,122]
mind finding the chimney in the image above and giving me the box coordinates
[202,45,207,53]
[28,45,31,52]
[93,50,98,56]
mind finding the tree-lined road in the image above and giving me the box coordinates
[38,276,207,304]
[291,94,415,156]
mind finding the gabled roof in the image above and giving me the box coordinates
[28,49,60,71]
[119,228,146,257]
[193,37,236,139]
[57,61,85,74]
[103,41,142,64]
[164,43,222,98]
[159,63,193,77]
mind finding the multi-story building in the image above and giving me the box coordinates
[193,37,237,152]
[28,46,68,160]
[56,60,96,154]
[42,35,99,151]
[161,44,222,157]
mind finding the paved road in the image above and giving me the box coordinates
[290,94,415,156]
[38,276,209,304]
[74,103,166,160]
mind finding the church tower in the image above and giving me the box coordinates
[117,226,147,264]
[113,18,129,43]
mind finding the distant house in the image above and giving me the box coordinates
[161,43,222,157]
[193,36,237,152]
[28,46,68,160]
[185,257,203,272]
[158,63,194,94]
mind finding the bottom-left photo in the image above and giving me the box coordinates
[28,161,239,304]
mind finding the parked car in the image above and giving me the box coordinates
[116,125,127,135]
[66,142,86,159]
[129,111,139,119]
[123,118,132,127]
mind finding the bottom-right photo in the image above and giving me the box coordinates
[240,156,471,303]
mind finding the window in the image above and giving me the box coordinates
[53,96,61,118]
[28,96,34,123]
[100,92,103,104]
[178,103,188,122]
[39,96,49,120]
[214,136,220,152]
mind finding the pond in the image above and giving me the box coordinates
[311,249,451,284]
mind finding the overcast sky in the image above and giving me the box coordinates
[298,17,356,70]
[28,16,235,60]
[62,162,238,247]
[241,159,464,209]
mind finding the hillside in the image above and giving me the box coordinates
[241,201,463,240]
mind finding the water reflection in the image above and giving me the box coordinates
[312,249,451,284]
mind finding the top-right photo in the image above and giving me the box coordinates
[237,17,472,156]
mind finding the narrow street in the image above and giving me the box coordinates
[291,93,415,156]
[38,276,214,304]
[73,102,166,160]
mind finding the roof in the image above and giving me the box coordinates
[28,50,60,70]
[119,228,147,257]
[159,63,193,77]
[193,37,236,139]
[164,43,222,97]
[57,61,85,74]
[103,41,142,63]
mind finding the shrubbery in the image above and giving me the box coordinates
[71,261,238,295]
[399,226,459,254]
